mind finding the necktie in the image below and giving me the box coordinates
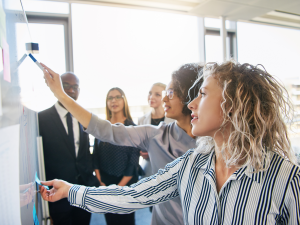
[66,112,75,156]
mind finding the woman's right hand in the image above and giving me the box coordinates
[140,151,149,160]
[100,181,106,186]
[40,179,73,202]
[41,63,67,100]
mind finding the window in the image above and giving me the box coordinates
[22,0,69,14]
[72,4,200,121]
[16,16,70,111]
[204,18,237,62]
[237,22,300,153]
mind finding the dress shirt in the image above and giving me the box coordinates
[84,113,196,225]
[69,148,300,225]
[54,102,80,157]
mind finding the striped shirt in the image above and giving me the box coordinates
[68,148,300,224]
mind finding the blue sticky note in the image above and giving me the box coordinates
[33,203,40,225]
[35,172,49,190]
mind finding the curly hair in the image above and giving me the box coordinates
[172,63,204,116]
[195,61,295,172]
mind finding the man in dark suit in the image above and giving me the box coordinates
[38,72,99,225]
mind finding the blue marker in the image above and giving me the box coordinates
[35,172,49,190]
[28,53,44,71]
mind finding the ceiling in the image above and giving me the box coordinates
[56,0,300,28]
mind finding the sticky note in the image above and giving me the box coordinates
[0,6,6,47]
[0,47,2,116]
[32,203,39,225]
[2,38,10,82]
[35,172,49,190]
[0,47,2,72]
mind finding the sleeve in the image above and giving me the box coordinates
[92,139,100,170]
[68,152,186,214]
[123,148,140,177]
[85,114,159,152]
[284,169,300,224]
[137,116,143,125]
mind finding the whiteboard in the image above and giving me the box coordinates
[0,0,46,224]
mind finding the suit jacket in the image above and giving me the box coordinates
[38,105,99,213]
[138,111,174,125]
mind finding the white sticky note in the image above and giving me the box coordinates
[0,125,21,225]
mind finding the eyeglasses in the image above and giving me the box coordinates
[63,83,79,91]
[107,95,124,102]
[162,89,174,100]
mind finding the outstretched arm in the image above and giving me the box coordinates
[40,151,191,214]
[41,63,91,128]
[42,64,157,151]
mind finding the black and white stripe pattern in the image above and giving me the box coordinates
[69,149,300,224]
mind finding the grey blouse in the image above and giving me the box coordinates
[85,114,196,225]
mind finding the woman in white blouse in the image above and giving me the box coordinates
[41,61,300,224]
[138,82,174,179]
[138,82,174,127]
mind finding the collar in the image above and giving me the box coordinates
[55,102,69,118]
[243,167,265,184]
[194,148,267,184]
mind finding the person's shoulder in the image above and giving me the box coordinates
[38,105,55,119]
[185,148,212,163]
[272,152,299,170]
[164,117,175,124]
[152,120,172,132]
[138,112,151,125]
[172,148,212,172]
[268,153,300,202]
[268,152,300,182]
[159,120,175,128]
[137,115,146,125]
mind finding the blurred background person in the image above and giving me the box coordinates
[39,72,99,225]
[138,82,174,213]
[138,82,174,178]
[93,87,140,225]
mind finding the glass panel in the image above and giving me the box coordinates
[0,0,43,224]
[237,22,300,154]
[72,3,200,122]
[237,22,300,80]
[22,0,69,14]
[205,35,222,62]
[205,17,232,29]
[16,23,66,111]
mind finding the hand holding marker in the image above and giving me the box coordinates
[28,53,53,79]
[28,53,44,71]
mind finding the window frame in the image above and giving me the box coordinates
[26,10,73,71]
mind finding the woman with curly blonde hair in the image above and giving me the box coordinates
[193,61,296,171]
[41,61,299,224]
